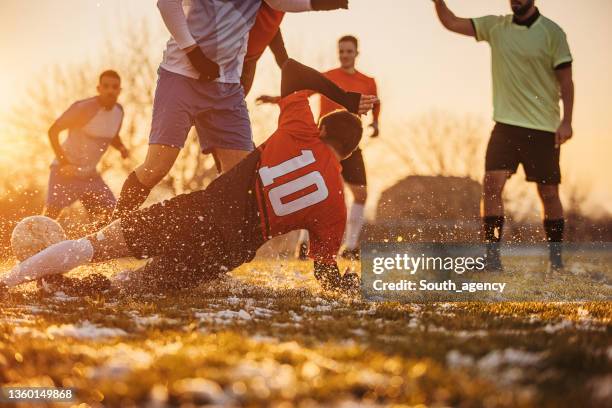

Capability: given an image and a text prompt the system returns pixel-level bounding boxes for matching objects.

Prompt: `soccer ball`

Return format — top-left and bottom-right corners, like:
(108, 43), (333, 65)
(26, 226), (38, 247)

(11, 216), (67, 261)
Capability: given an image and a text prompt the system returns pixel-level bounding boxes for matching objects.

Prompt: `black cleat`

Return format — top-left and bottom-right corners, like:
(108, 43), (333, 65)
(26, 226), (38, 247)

(340, 248), (360, 261)
(38, 274), (111, 297)
(484, 243), (503, 272)
(548, 242), (564, 271)
(296, 242), (309, 261)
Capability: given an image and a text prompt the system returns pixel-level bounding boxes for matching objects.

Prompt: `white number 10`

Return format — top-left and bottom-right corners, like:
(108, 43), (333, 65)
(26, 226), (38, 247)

(259, 150), (329, 216)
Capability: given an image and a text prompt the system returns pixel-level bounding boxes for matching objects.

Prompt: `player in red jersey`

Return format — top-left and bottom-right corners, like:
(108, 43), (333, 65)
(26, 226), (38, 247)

(1, 59), (377, 295)
(258, 35), (380, 260)
(241, 0), (349, 95)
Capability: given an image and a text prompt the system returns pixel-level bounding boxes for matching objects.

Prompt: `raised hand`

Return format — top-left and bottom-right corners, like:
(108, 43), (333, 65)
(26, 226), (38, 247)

(358, 95), (379, 115)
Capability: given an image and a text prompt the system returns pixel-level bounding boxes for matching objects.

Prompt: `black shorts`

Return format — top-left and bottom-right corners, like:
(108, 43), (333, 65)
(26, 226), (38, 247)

(485, 122), (561, 184)
(340, 148), (367, 186)
(121, 149), (264, 269)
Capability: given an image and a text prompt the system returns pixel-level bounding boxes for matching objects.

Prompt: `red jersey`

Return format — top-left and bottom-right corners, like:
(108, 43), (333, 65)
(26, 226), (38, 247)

(246, 3), (285, 61)
(320, 68), (380, 121)
(255, 92), (346, 264)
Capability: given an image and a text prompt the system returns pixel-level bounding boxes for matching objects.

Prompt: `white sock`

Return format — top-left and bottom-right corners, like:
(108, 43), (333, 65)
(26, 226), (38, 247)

(2, 239), (94, 287)
(297, 230), (310, 245)
(344, 203), (365, 250)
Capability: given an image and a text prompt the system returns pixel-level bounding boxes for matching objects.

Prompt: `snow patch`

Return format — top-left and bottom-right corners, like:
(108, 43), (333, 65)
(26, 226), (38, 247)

(46, 321), (127, 339)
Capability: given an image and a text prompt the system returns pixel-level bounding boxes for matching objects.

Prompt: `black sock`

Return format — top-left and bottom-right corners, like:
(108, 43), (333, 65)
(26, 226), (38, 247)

(483, 216), (504, 243)
(112, 171), (152, 220)
(544, 219), (564, 268)
(544, 219), (564, 242)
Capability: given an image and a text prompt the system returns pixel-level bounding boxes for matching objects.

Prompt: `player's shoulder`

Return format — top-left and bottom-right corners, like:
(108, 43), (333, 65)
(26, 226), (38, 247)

(66, 96), (100, 115)
(355, 70), (376, 83)
(324, 67), (343, 77)
(538, 15), (567, 36)
(72, 96), (98, 109)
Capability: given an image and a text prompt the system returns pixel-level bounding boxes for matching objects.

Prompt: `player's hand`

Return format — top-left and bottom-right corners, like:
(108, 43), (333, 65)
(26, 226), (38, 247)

(58, 164), (79, 178)
(555, 120), (573, 148)
(369, 122), (380, 138)
(311, 0), (349, 11)
(186, 45), (220, 82)
(256, 95), (281, 105)
(358, 95), (379, 115)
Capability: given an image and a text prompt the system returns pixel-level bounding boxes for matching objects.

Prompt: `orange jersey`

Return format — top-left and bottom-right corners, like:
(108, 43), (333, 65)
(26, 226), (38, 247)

(255, 91), (346, 264)
(246, 3), (285, 61)
(320, 68), (380, 121)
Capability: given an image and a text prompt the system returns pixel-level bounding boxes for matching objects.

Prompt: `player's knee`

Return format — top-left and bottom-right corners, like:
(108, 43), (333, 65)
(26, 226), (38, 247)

(483, 174), (506, 196)
(135, 162), (171, 187)
(537, 184), (560, 203)
(351, 186), (368, 204)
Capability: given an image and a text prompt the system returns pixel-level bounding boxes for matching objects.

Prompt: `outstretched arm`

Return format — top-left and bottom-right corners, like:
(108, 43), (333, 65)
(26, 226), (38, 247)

(281, 59), (377, 114)
(432, 0), (475, 37)
(269, 29), (289, 69)
(157, 0), (219, 81)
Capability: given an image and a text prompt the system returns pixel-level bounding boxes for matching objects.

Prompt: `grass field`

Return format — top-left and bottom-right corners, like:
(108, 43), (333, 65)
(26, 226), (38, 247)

(0, 258), (611, 407)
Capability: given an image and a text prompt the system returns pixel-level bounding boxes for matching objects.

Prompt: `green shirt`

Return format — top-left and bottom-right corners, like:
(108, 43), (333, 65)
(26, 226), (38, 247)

(473, 13), (572, 133)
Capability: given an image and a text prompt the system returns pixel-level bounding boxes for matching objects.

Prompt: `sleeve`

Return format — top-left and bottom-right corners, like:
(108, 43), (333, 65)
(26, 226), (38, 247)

(308, 211), (345, 265)
(50, 102), (85, 132)
(157, 0), (197, 49)
(264, 0), (312, 12)
(281, 59), (361, 114)
(551, 28), (573, 69)
(472, 15), (503, 43)
(268, 29), (289, 68)
(277, 91), (317, 132)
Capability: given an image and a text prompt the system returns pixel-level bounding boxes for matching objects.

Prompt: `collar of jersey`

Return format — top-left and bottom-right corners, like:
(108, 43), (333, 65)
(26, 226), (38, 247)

(512, 7), (541, 28)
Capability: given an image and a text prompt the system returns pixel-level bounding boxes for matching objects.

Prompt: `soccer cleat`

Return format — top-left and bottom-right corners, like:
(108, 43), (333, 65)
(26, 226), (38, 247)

(38, 274), (111, 297)
(340, 248), (360, 261)
(296, 242), (309, 261)
(548, 242), (564, 271)
(484, 243), (503, 272)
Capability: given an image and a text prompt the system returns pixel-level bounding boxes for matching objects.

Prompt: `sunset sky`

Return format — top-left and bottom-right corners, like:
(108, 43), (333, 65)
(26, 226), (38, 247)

(0, 0), (610, 214)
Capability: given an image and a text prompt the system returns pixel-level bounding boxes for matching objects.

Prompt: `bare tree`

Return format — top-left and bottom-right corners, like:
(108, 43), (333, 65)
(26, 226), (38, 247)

(380, 110), (486, 180)
(3, 20), (221, 198)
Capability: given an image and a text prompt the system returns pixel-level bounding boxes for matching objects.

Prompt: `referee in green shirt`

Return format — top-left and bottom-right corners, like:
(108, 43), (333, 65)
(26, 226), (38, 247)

(432, 0), (575, 271)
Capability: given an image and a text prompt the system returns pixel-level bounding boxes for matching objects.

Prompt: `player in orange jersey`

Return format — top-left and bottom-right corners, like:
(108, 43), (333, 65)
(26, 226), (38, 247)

(258, 35), (380, 260)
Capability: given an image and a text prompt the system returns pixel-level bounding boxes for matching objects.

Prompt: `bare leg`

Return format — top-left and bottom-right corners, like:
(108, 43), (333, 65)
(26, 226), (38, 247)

(135, 144), (181, 188)
(212, 148), (250, 173)
(537, 184), (564, 220)
(481, 170), (510, 217)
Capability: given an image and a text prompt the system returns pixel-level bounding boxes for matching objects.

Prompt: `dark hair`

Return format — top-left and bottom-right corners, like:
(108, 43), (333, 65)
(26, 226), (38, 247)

(319, 110), (362, 158)
(338, 35), (358, 49)
(99, 70), (121, 83)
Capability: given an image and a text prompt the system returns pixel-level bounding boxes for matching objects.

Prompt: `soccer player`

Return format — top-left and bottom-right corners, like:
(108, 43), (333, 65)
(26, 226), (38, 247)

(241, 0), (349, 96)
(112, 0), (331, 222)
(45, 70), (129, 223)
(1, 60), (378, 295)
(259, 35), (380, 260)
(432, 0), (574, 271)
